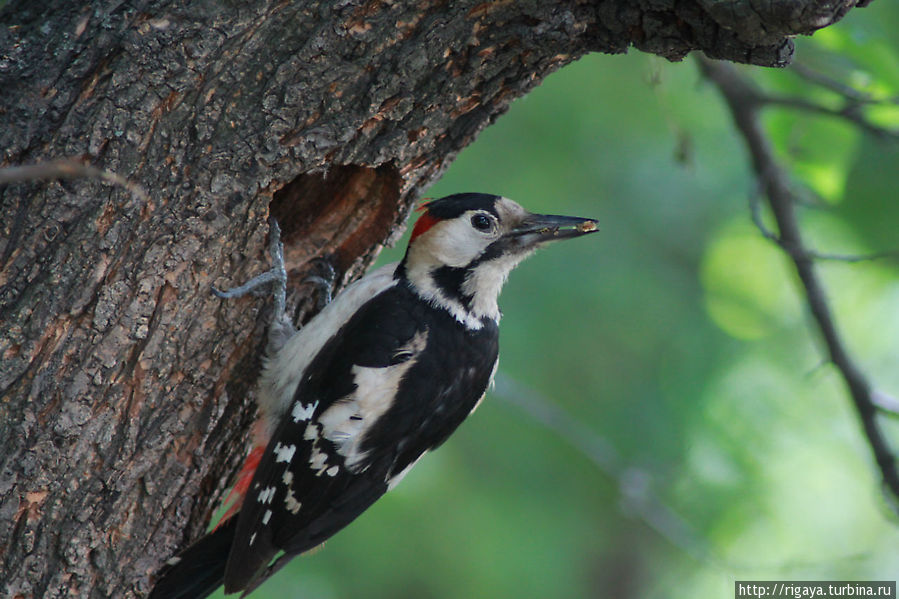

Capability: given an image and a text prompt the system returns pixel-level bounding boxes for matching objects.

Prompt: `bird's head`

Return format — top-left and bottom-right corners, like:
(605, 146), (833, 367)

(398, 193), (598, 328)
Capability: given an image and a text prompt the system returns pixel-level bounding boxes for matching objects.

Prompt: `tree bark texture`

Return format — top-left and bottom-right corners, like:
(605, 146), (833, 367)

(0, 0), (868, 596)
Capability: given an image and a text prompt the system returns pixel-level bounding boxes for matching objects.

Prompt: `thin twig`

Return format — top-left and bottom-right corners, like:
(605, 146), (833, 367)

(791, 62), (879, 104)
(0, 158), (148, 202)
(748, 179), (898, 263)
(698, 56), (899, 507)
(748, 183), (780, 242)
(492, 373), (715, 563)
(494, 372), (899, 568)
(782, 62), (899, 140)
(764, 95), (899, 140)
(803, 249), (899, 263)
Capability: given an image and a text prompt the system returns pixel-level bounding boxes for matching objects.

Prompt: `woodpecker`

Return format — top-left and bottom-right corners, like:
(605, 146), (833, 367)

(150, 193), (598, 598)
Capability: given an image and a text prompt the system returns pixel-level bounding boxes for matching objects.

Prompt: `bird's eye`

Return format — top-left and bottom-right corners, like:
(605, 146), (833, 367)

(470, 213), (493, 232)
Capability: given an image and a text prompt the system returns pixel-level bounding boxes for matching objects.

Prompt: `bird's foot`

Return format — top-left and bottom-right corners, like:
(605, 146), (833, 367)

(303, 257), (338, 313)
(212, 219), (295, 349)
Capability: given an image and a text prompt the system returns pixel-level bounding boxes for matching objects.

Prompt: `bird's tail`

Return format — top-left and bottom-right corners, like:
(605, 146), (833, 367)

(149, 517), (237, 599)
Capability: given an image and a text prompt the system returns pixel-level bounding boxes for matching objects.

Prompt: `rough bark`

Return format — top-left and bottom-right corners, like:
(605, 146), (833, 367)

(0, 0), (868, 596)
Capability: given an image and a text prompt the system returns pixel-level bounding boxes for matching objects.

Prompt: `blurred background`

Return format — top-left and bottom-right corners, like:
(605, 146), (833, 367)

(244, 3), (899, 597)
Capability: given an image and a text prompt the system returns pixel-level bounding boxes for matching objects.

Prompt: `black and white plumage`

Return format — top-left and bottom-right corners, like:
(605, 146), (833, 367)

(150, 193), (598, 598)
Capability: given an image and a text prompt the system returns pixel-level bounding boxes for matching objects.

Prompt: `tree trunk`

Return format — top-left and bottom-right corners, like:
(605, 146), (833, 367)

(0, 0), (867, 596)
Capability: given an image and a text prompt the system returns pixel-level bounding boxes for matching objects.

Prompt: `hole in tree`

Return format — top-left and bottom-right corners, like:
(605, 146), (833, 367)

(270, 164), (403, 274)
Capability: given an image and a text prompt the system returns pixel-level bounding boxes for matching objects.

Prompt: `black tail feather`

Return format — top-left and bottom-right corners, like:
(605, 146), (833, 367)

(149, 518), (237, 599)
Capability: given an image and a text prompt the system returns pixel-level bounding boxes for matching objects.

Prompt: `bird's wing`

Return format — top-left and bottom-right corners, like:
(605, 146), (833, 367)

(224, 284), (499, 593)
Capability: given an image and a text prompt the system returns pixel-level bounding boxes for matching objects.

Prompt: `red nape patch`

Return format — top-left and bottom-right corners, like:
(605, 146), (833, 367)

(410, 211), (440, 243)
(215, 445), (265, 529)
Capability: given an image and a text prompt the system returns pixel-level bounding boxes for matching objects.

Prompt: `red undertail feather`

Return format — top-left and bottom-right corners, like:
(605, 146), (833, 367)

(216, 445), (265, 527)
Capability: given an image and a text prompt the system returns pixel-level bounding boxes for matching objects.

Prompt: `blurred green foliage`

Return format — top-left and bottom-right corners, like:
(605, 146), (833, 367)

(240, 4), (899, 598)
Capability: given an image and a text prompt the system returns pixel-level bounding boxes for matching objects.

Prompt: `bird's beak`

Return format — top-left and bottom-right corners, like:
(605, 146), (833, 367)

(508, 212), (599, 247)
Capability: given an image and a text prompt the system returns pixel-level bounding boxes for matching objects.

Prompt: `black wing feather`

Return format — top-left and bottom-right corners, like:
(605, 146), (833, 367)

(224, 284), (499, 593)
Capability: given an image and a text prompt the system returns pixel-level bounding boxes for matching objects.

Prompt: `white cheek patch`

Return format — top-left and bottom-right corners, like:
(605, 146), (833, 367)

(420, 216), (492, 268)
(400, 212), (502, 329)
(401, 200), (536, 329)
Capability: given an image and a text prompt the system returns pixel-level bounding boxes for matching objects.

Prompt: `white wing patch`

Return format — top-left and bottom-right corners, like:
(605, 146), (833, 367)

(273, 442), (296, 463)
(280, 468), (303, 514)
(316, 330), (429, 471)
(309, 446), (328, 471)
(285, 487), (302, 514)
(258, 486), (276, 504)
(291, 400), (318, 422)
(301, 422), (335, 477)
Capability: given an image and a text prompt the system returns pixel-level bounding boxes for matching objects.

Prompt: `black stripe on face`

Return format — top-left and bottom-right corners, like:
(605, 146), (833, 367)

(431, 265), (473, 309)
(461, 232), (532, 271)
(429, 233), (532, 309)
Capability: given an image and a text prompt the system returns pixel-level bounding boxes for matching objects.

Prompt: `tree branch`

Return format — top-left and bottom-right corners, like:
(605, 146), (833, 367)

(748, 178), (899, 264)
(872, 390), (899, 418)
(766, 61), (899, 139)
(0, 158), (148, 202)
(698, 56), (899, 507)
